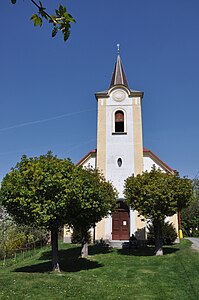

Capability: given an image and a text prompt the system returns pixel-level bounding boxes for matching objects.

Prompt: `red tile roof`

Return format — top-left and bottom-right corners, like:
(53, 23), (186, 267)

(76, 150), (96, 166)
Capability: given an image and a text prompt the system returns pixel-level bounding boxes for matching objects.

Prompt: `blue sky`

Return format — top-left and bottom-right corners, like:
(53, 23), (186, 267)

(0, 0), (199, 180)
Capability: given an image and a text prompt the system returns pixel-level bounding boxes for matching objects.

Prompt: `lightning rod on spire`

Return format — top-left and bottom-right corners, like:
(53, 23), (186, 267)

(117, 43), (120, 55)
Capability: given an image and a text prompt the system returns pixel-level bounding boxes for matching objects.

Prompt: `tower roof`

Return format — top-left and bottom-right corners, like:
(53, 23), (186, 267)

(95, 46), (144, 99)
(109, 52), (129, 89)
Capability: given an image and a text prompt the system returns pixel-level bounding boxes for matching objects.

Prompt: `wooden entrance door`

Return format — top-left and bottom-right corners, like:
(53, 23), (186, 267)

(112, 209), (130, 240)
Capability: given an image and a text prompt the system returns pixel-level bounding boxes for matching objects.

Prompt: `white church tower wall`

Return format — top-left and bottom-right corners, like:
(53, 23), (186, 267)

(94, 48), (145, 243)
(105, 91), (136, 198)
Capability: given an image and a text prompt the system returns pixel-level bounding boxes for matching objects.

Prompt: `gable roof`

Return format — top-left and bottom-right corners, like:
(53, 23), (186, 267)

(77, 148), (175, 173)
(76, 150), (96, 166)
(143, 148), (174, 173)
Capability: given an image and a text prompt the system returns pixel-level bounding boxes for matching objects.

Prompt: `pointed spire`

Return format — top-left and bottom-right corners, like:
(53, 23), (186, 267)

(109, 44), (129, 89)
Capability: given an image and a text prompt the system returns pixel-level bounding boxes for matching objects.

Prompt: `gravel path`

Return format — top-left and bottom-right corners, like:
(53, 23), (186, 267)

(186, 237), (199, 252)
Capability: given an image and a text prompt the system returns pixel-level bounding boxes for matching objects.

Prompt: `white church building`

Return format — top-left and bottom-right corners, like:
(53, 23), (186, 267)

(64, 49), (178, 244)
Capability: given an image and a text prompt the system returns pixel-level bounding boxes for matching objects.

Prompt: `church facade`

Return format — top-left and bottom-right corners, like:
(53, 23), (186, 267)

(64, 51), (178, 244)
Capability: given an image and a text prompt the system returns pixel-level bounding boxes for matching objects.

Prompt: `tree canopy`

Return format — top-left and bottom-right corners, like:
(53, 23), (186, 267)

(10, 0), (76, 41)
(0, 152), (76, 271)
(0, 152), (117, 269)
(0, 152), (75, 230)
(69, 167), (117, 230)
(181, 178), (199, 235)
(68, 167), (117, 256)
(124, 167), (194, 255)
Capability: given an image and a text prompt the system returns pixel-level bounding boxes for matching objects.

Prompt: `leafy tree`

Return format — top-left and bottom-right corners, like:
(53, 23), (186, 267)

(67, 167), (117, 257)
(0, 153), (117, 269)
(181, 200), (199, 235)
(10, 0), (76, 41)
(181, 179), (199, 235)
(124, 168), (194, 255)
(0, 152), (76, 271)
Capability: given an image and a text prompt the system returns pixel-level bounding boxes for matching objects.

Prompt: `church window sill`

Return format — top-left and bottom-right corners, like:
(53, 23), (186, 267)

(112, 132), (127, 135)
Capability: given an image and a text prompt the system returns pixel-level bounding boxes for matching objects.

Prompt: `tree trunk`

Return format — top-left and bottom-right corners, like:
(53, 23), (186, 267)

(81, 234), (88, 258)
(51, 228), (60, 272)
(153, 220), (163, 256)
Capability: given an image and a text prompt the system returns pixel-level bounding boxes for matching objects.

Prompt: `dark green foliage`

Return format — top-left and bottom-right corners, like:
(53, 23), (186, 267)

(71, 228), (91, 244)
(0, 152), (76, 271)
(191, 229), (199, 237)
(67, 167), (117, 233)
(10, 0), (76, 41)
(0, 152), (76, 231)
(181, 179), (199, 236)
(181, 201), (199, 236)
(0, 152), (117, 267)
(124, 167), (194, 255)
(124, 168), (194, 222)
(68, 166), (117, 257)
(147, 221), (177, 245)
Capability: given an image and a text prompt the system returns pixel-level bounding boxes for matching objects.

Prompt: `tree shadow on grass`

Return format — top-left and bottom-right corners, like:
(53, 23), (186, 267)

(117, 245), (180, 256)
(14, 246), (103, 273)
(88, 245), (114, 255)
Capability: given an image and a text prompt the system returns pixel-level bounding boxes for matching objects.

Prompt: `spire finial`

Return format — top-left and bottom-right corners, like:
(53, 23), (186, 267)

(117, 43), (120, 55)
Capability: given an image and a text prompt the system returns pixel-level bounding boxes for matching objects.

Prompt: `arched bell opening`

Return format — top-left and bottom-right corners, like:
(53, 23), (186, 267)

(115, 110), (124, 133)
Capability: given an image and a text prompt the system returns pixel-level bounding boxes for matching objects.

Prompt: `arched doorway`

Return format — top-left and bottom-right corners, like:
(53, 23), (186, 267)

(112, 201), (130, 240)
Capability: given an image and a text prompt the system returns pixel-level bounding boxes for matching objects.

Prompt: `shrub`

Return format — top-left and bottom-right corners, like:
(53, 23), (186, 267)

(191, 229), (199, 237)
(147, 221), (177, 245)
(5, 232), (26, 252)
(0, 209), (48, 258)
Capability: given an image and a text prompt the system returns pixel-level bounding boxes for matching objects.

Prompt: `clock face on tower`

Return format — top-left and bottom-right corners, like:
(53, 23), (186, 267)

(112, 89), (126, 102)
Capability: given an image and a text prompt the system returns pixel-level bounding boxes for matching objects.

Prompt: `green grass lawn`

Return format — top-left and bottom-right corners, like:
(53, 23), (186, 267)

(0, 240), (198, 300)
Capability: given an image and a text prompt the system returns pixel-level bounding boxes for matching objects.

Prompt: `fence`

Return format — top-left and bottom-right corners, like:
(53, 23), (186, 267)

(0, 239), (49, 267)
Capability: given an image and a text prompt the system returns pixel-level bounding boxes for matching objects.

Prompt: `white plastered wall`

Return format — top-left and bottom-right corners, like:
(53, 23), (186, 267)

(101, 91), (140, 240)
(143, 156), (164, 172)
(81, 156), (96, 169)
(105, 92), (135, 198)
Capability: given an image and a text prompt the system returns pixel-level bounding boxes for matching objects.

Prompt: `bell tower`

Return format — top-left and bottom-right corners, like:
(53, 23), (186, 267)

(73, 46), (177, 244)
(95, 46), (144, 199)
(64, 46), (178, 244)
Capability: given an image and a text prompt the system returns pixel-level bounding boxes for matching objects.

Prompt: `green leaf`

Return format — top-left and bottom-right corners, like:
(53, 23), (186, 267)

(52, 27), (58, 38)
(63, 13), (76, 23)
(30, 14), (42, 27)
(40, 10), (48, 19)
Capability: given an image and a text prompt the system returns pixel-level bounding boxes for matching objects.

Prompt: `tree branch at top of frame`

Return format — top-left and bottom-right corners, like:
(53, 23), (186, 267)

(11, 0), (76, 42)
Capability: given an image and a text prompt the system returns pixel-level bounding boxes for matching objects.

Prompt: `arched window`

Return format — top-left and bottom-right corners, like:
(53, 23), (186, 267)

(115, 110), (124, 132)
